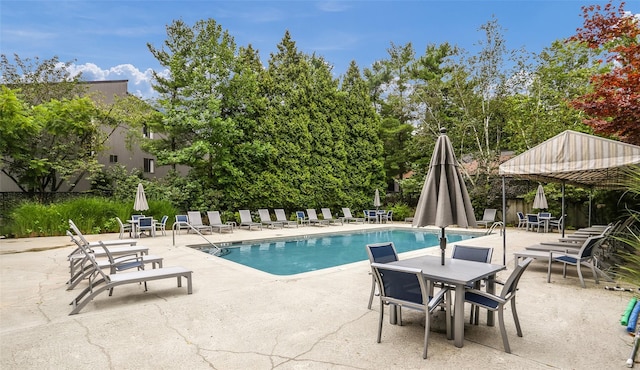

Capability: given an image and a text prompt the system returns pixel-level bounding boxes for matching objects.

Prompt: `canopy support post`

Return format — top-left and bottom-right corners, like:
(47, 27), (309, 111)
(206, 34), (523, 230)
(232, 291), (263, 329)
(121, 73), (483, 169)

(561, 182), (566, 238)
(502, 176), (507, 266)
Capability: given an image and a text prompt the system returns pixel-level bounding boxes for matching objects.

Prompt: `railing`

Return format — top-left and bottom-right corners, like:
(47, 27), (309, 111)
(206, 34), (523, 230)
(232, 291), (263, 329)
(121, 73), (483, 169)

(486, 221), (504, 236)
(171, 222), (228, 256)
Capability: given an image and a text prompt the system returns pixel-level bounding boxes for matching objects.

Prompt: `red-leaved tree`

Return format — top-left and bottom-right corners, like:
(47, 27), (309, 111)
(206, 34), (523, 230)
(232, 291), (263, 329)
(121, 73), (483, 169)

(570, 1), (640, 145)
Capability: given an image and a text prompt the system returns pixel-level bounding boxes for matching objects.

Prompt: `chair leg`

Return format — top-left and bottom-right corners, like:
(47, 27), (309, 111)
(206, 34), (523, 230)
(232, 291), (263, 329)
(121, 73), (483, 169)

(511, 297), (523, 337)
(377, 302), (384, 343)
(577, 262), (586, 288)
(368, 274), (376, 309)
(498, 307), (511, 353)
(423, 310), (430, 359)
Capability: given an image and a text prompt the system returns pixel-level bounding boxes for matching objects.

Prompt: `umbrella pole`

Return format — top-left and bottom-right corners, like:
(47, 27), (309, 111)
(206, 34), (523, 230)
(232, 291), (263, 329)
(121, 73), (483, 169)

(440, 227), (446, 265)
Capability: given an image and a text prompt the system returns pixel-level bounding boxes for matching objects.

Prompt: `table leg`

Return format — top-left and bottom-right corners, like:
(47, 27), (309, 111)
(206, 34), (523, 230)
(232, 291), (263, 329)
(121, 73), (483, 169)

(486, 274), (496, 327)
(454, 284), (464, 348)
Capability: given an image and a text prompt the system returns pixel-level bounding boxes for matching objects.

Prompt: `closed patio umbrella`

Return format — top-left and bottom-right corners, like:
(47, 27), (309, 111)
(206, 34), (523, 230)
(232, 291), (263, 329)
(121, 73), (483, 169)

(533, 184), (548, 210)
(412, 128), (477, 265)
(373, 189), (381, 210)
(133, 183), (149, 212)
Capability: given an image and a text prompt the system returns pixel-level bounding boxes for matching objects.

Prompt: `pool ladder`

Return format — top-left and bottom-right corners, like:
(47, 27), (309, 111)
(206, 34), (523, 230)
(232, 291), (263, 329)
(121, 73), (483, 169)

(171, 222), (229, 256)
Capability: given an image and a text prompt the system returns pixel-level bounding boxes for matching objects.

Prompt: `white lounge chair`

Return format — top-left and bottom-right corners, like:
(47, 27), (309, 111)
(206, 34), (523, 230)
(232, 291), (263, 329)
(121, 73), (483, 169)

(187, 211), (213, 234)
(239, 210), (262, 230)
(258, 209), (284, 229)
(274, 209), (298, 228)
(306, 209), (330, 226)
(321, 208), (343, 225)
(206, 211), (233, 233)
(341, 208), (364, 223)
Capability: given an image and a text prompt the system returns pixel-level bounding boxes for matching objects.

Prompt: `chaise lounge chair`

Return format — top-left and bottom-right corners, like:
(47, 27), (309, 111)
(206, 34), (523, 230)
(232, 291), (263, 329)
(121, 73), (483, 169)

(306, 209), (330, 226)
(476, 208), (497, 228)
(258, 209), (284, 229)
(67, 220), (193, 314)
(206, 211), (233, 233)
(239, 210), (263, 230)
(321, 208), (343, 225)
(341, 208), (364, 224)
(187, 211), (213, 234)
(275, 209), (299, 228)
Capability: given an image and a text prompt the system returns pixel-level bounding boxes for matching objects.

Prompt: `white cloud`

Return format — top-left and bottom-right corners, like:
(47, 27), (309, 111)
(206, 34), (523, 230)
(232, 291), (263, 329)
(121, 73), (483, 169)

(67, 63), (164, 100)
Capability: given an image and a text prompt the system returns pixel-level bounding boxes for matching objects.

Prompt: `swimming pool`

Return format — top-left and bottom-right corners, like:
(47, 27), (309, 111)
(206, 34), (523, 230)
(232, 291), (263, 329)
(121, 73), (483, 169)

(193, 228), (481, 275)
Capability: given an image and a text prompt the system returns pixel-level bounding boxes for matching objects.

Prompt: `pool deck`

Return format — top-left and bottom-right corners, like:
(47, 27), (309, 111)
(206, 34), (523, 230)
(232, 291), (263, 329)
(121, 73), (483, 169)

(0, 222), (636, 369)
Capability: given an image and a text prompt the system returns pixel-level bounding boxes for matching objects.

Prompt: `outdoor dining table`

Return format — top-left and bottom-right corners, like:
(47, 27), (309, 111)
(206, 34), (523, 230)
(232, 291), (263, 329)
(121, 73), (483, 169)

(387, 255), (506, 348)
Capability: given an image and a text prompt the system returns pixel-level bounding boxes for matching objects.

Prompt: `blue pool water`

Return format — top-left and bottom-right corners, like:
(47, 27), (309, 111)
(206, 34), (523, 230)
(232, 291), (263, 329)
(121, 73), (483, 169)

(195, 228), (480, 275)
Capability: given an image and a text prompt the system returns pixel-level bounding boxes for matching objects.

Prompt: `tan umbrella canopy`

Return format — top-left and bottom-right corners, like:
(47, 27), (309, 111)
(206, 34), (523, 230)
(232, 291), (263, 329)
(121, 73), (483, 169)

(533, 184), (548, 210)
(133, 183), (149, 212)
(412, 128), (477, 265)
(373, 189), (381, 210)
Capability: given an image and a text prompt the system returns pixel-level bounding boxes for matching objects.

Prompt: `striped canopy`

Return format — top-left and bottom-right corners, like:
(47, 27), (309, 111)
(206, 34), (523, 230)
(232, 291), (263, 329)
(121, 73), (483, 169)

(499, 130), (640, 189)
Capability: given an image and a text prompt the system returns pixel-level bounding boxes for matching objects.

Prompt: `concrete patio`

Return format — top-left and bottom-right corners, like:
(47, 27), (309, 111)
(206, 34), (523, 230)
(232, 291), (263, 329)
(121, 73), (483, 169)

(0, 222), (636, 369)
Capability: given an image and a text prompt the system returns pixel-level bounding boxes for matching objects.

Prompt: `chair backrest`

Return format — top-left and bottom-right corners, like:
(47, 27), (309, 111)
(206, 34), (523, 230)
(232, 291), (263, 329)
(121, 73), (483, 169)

(321, 208), (333, 220)
(138, 216), (153, 227)
(527, 214), (539, 222)
(176, 214), (188, 223)
(579, 236), (604, 259)
(207, 211), (223, 225)
(187, 211), (204, 226)
(500, 257), (533, 299)
(517, 212), (525, 221)
(342, 208), (353, 218)
(539, 212), (551, 218)
(275, 209), (288, 222)
(482, 209), (497, 221)
(239, 210), (253, 223)
(370, 262), (427, 307)
(67, 225), (111, 281)
(132, 214), (144, 221)
(366, 242), (399, 264)
(307, 209), (319, 220)
(159, 215), (168, 225)
(296, 211), (306, 220)
(258, 209), (272, 222)
(451, 245), (493, 263)
(116, 216), (125, 227)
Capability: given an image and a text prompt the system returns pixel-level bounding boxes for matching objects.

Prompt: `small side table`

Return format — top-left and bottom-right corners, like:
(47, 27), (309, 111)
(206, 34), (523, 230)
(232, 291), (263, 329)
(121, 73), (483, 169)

(225, 221), (237, 229)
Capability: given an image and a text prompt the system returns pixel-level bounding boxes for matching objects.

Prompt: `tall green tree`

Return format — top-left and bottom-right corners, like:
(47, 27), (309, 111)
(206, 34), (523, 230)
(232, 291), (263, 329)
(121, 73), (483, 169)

(147, 19), (242, 208)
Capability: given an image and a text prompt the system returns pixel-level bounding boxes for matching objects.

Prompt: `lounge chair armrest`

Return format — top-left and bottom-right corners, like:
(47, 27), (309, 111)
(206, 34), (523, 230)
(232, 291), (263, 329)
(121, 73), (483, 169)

(428, 286), (449, 311)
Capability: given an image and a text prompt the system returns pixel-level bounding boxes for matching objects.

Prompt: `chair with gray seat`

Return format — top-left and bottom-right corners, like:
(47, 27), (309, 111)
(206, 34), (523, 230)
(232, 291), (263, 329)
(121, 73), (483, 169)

(476, 208), (497, 228)
(463, 257), (533, 353)
(206, 211), (233, 233)
(116, 217), (132, 239)
(366, 242), (400, 309)
(306, 209), (330, 226)
(341, 208), (364, 224)
(258, 209), (284, 229)
(370, 262), (451, 359)
(321, 208), (343, 225)
(239, 210), (262, 230)
(187, 211), (213, 234)
(274, 209), (299, 228)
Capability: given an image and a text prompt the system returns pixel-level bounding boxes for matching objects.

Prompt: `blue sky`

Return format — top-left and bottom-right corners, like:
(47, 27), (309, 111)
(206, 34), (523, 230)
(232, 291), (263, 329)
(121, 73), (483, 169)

(1, 0), (628, 99)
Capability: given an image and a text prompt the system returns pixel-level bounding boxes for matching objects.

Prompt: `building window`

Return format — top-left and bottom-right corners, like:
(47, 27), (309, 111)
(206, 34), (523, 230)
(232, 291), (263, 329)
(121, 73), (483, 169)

(109, 155), (118, 163)
(144, 158), (155, 173)
(143, 124), (153, 139)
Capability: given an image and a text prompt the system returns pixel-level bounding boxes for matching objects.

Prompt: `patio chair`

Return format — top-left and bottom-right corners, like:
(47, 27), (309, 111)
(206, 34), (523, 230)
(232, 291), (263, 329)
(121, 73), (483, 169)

(451, 245), (493, 324)
(258, 209), (284, 229)
(206, 211), (233, 233)
(306, 209), (330, 226)
(116, 217), (132, 239)
(366, 242), (400, 309)
(137, 216), (155, 237)
(379, 210), (393, 223)
(296, 211), (310, 226)
(341, 208), (364, 224)
(547, 236), (604, 288)
(274, 209), (298, 228)
(364, 210), (378, 223)
(321, 208), (343, 225)
(548, 215), (564, 233)
(68, 232), (193, 315)
(516, 212), (527, 229)
(174, 215), (191, 234)
(476, 208), (497, 228)
(463, 257), (533, 353)
(66, 231), (164, 290)
(370, 262), (451, 359)
(526, 214), (542, 232)
(239, 210), (262, 230)
(187, 211), (213, 234)
(154, 215), (168, 236)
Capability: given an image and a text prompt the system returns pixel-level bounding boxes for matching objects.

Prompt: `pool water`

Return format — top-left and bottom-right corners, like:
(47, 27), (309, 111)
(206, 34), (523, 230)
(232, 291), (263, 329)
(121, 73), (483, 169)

(196, 228), (480, 275)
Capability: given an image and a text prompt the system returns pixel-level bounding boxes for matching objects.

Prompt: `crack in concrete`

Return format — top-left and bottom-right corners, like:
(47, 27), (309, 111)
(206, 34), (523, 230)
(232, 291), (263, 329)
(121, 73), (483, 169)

(75, 319), (114, 368)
